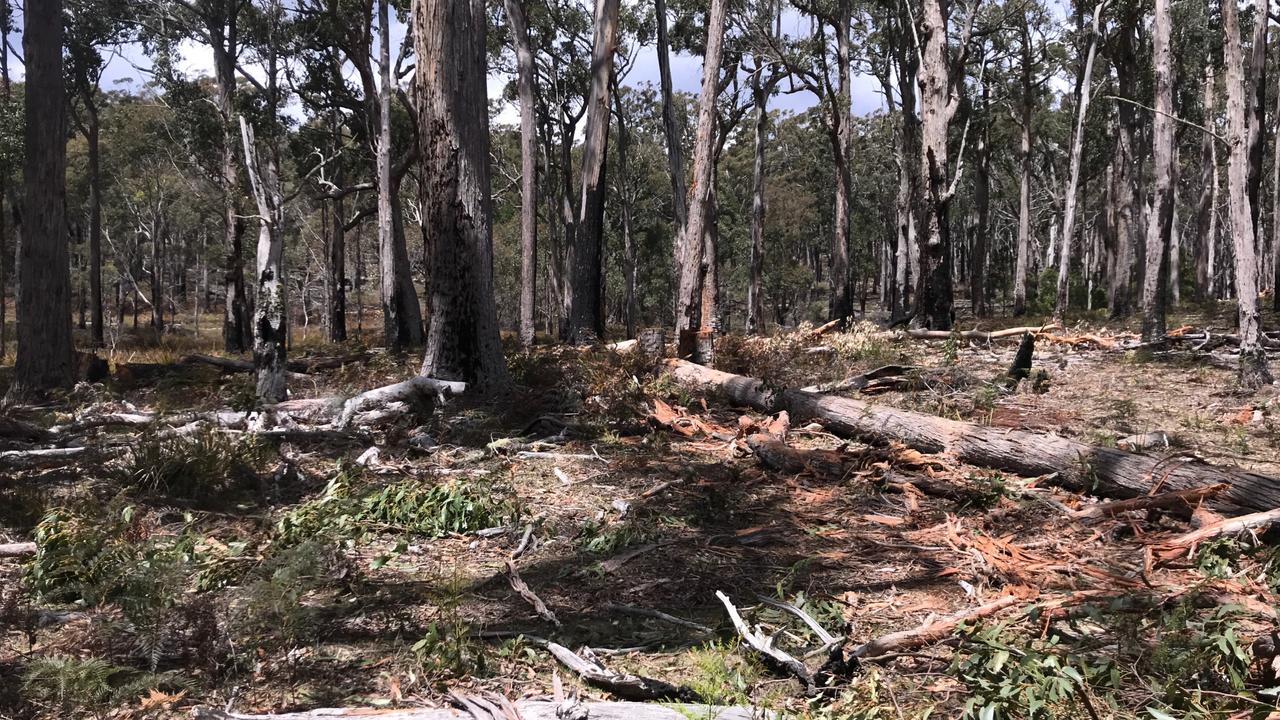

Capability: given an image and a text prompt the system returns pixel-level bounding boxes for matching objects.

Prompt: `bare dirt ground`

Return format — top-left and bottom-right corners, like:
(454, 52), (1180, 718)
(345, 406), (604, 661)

(4, 308), (1280, 720)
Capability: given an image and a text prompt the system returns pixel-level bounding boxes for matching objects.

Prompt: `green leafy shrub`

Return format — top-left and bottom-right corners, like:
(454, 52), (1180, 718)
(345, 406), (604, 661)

(117, 429), (263, 504)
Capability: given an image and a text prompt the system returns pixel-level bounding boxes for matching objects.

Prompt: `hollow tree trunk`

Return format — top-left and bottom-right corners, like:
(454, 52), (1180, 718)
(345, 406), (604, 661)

(1223, 0), (1273, 390)
(673, 0), (728, 336)
(10, 0), (74, 398)
(1140, 0), (1174, 342)
(1052, 0), (1104, 323)
(505, 0), (538, 349)
(415, 0), (509, 389)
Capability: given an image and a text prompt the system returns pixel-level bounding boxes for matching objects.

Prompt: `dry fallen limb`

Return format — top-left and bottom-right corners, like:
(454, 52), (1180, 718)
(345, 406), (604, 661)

(0, 542), (36, 557)
(193, 700), (766, 720)
(1164, 506), (1280, 548)
(666, 359), (1280, 515)
(333, 376), (465, 429)
(546, 642), (701, 702)
(504, 559), (560, 628)
(716, 590), (816, 693)
(905, 324), (1060, 342)
(603, 603), (715, 635)
(847, 593), (1026, 661)
(0, 446), (89, 466)
(755, 595), (839, 646)
(181, 353), (310, 380)
(48, 412), (157, 435)
(1070, 484), (1228, 520)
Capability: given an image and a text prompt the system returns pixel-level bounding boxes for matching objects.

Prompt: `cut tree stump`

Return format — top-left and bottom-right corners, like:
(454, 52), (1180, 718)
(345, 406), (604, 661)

(665, 359), (1280, 515)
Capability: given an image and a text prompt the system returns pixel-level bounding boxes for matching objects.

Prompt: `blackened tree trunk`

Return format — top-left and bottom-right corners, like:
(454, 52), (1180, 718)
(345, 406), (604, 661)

(674, 0), (728, 335)
(1140, 0), (1174, 342)
(1247, 0), (1268, 243)
(416, 0), (509, 388)
(377, 0), (424, 350)
(11, 0), (74, 398)
(1052, 0), (1104, 323)
(564, 0), (621, 344)
(1223, 0), (1272, 389)
(327, 103), (347, 342)
(505, 0), (538, 349)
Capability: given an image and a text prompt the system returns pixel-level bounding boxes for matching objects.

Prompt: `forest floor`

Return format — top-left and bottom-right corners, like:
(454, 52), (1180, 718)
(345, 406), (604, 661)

(5, 305), (1280, 719)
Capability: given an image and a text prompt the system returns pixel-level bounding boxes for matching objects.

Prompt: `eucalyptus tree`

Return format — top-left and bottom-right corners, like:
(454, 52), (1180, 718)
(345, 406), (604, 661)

(1139, 0), (1173, 342)
(10, 0), (74, 398)
(1223, 0), (1271, 389)
(415, 0), (509, 386)
(502, 0), (539, 347)
(0, 0), (17, 359)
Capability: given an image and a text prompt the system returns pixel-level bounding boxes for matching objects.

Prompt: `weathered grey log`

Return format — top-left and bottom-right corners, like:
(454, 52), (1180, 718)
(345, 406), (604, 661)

(906, 324), (1059, 342)
(333, 376), (465, 429)
(192, 701), (765, 720)
(181, 353), (309, 380)
(0, 446), (88, 465)
(0, 542), (36, 557)
(666, 359), (1280, 515)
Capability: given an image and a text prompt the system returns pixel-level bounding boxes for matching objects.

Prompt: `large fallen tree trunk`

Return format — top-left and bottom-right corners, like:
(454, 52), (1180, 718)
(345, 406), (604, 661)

(665, 359), (1280, 515)
(906, 324), (1060, 342)
(193, 701), (763, 720)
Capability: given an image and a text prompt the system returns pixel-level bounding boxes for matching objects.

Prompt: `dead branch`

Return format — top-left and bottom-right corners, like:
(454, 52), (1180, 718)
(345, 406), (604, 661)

(545, 642), (701, 702)
(716, 590), (816, 693)
(603, 603), (715, 634)
(847, 593), (1027, 661)
(1071, 484), (1228, 520)
(1165, 506), (1280, 548)
(0, 542), (36, 558)
(905, 324), (1060, 342)
(504, 559), (561, 628)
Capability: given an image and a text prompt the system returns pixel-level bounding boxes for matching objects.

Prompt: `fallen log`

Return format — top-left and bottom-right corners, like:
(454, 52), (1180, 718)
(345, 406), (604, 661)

(665, 359), (1280, 515)
(333, 376), (464, 429)
(193, 701), (764, 720)
(0, 542), (36, 558)
(906, 324), (1059, 342)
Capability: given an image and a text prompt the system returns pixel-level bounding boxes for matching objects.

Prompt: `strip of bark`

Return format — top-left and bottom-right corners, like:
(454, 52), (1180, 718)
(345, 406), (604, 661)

(1071, 484), (1228, 520)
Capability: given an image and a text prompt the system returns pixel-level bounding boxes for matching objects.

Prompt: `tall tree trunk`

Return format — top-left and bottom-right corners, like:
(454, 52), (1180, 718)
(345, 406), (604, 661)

(1109, 15), (1138, 318)
(151, 216), (164, 332)
(1012, 40), (1032, 317)
(377, 0), (424, 349)
(86, 98), (104, 347)
(1053, 0), (1104, 323)
(327, 104), (347, 342)
(1272, 58), (1280, 310)
(1140, 0), (1174, 342)
(912, 0), (961, 331)
(673, 0), (728, 335)
(969, 79), (991, 317)
(746, 69), (769, 336)
(0, 15), (8, 360)
(1223, 0), (1273, 389)
(240, 113), (287, 402)
(890, 15), (920, 320)
(828, 0), (853, 324)
(10, 0), (74, 398)
(656, 0), (688, 271)
(212, 12), (250, 354)
(1196, 64), (1217, 303)
(416, 0), (509, 388)
(505, 0), (538, 349)
(564, 0), (621, 344)
(611, 80), (640, 339)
